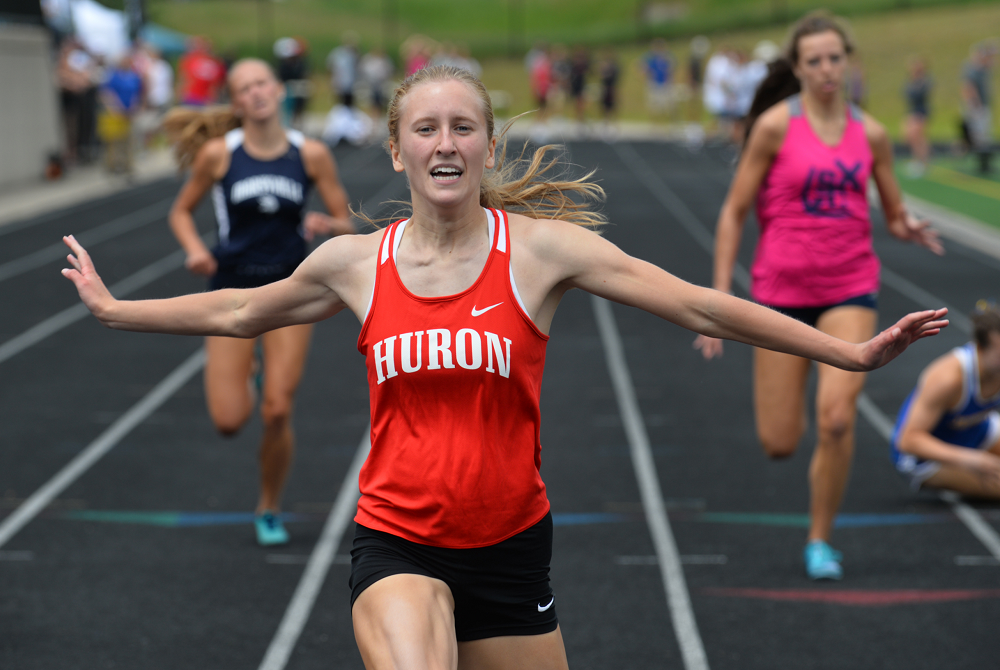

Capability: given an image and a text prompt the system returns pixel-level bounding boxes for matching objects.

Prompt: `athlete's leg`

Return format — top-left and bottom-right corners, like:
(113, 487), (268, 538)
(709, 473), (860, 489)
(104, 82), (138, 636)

(457, 628), (569, 670)
(922, 428), (1000, 498)
(753, 348), (812, 458)
(256, 323), (313, 513)
(353, 574), (458, 670)
(809, 306), (877, 542)
(204, 335), (257, 435)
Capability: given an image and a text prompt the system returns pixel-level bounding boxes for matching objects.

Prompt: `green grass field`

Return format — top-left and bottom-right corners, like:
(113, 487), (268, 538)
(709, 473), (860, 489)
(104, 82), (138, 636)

(896, 156), (1000, 229)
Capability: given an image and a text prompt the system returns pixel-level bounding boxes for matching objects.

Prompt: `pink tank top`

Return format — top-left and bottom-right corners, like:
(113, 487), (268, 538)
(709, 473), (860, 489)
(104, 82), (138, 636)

(751, 95), (880, 307)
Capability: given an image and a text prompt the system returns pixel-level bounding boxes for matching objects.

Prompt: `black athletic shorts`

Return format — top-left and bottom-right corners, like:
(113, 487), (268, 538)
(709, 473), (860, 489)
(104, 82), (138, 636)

(763, 292), (878, 329)
(349, 512), (558, 641)
(208, 263), (298, 291)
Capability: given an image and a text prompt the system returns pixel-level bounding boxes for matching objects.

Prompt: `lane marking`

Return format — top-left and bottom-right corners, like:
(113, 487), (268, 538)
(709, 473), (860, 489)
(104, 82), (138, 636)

(266, 554), (352, 566)
(955, 555), (1000, 566)
(0, 348), (205, 550)
(257, 429), (370, 670)
(592, 296), (709, 670)
(0, 198), (172, 284)
(0, 249), (186, 366)
(614, 141), (1000, 571)
(704, 587), (1000, 606)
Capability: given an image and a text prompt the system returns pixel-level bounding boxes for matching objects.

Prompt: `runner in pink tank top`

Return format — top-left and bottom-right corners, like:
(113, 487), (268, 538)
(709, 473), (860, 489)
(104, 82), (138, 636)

(695, 13), (943, 581)
(752, 94), (879, 307)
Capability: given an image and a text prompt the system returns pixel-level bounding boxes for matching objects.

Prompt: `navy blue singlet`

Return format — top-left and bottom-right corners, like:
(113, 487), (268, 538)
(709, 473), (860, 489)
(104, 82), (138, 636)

(210, 128), (313, 290)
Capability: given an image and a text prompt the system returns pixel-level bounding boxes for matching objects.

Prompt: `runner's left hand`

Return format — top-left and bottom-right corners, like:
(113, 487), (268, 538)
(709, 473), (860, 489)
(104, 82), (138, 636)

(856, 308), (948, 370)
(894, 213), (944, 255)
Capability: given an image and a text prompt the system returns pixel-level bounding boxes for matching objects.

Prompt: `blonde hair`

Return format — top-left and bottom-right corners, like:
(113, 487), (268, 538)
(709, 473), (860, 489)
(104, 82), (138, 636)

(161, 59), (277, 170)
(162, 105), (240, 170)
(364, 65), (605, 228)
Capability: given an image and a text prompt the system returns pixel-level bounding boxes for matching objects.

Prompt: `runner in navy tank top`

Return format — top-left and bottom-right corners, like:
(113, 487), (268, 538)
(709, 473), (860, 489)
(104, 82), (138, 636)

(210, 126), (312, 289)
(165, 59), (354, 546)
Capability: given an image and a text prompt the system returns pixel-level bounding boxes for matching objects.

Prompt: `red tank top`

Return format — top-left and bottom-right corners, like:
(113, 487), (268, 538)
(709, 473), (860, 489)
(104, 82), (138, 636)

(356, 209), (551, 548)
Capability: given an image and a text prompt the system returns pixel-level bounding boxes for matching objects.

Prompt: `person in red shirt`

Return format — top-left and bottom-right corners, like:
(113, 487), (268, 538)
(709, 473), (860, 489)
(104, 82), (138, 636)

(62, 65), (947, 668)
(177, 37), (226, 106)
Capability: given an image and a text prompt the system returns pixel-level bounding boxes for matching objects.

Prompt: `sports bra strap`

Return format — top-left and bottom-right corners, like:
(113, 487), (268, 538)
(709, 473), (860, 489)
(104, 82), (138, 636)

(786, 94), (802, 118)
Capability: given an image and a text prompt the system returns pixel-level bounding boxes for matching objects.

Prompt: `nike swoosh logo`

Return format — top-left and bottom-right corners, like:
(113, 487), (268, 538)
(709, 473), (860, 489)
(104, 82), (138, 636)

(471, 302), (503, 317)
(537, 597), (554, 612)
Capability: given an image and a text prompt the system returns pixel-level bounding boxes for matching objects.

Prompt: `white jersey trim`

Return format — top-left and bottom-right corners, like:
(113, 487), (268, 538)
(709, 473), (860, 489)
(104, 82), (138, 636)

(211, 184), (230, 245)
(224, 128), (244, 152)
(286, 129), (305, 148)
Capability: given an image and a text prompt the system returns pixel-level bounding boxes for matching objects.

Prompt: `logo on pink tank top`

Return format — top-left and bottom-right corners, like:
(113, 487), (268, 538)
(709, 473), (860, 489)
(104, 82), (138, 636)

(800, 159), (863, 218)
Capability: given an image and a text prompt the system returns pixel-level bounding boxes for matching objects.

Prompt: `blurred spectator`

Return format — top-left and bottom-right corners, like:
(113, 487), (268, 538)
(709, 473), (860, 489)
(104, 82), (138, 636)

(688, 35), (709, 120)
(177, 37), (226, 106)
(327, 33), (359, 107)
(548, 44), (570, 113)
(903, 56), (932, 177)
(401, 35), (433, 76)
(275, 37), (311, 129)
(642, 38), (674, 121)
(962, 40), (997, 174)
(57, 38), (98, 165)
(136, 44), (173, 147)
(730, 42), (777, 144)
(598, 50), (620, 130)
(703, 47), (737, 137)
(524, 41), (546, 74)
(360, 47), (394, 117)
(569, 46), (590, 123)
(529, 44), (553, 120)
(99, 51), (143, 175)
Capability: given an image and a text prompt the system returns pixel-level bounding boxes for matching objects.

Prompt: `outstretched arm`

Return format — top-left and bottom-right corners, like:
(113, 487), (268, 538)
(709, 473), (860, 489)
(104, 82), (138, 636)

(867, 115), (943, 255)
(532, 220), (947, 372)
(61, 235), (350, 337)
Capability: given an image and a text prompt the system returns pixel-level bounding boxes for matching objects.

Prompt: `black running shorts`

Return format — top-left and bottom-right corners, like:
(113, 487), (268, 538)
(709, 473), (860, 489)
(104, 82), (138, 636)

(349, 512), (558, 641)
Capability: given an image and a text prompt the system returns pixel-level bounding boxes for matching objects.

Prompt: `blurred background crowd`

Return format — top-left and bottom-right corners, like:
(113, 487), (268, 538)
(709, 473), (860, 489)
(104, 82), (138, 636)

(0, 0), (996, 189)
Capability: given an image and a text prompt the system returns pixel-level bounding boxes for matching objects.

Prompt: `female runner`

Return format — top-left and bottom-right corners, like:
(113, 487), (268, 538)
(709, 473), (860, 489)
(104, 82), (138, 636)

(694, 12), (944, 580)
(63, 65), (946, 667)
(163, 59), (354, 545)
(892, 301), (1000, 496)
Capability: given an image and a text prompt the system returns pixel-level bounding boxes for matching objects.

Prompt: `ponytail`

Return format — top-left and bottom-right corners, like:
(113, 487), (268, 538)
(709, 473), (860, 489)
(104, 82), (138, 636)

(743, 58), (800, 144)
(162, 106), (241, 170)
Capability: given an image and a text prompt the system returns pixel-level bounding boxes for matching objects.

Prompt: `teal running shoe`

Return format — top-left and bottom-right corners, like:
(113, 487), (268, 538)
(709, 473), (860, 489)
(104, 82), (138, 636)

(255, 511), (289, 546)
(804, 540), (843, 580)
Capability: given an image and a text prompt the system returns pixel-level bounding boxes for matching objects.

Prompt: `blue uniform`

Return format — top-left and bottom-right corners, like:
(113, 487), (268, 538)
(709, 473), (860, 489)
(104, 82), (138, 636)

(210, 128), (313, 290)
(891, 343), (1000, 489)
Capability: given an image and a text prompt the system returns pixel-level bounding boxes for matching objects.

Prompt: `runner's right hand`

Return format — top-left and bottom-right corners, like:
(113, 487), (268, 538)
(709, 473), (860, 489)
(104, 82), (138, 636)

(185, 248), (218, 276)
(694, 334), (724, 360)
(62, 235), (114, 318)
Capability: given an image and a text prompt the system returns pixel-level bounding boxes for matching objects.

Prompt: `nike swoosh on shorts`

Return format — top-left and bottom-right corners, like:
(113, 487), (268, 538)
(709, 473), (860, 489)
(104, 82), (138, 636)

(537, 597), (554, 612)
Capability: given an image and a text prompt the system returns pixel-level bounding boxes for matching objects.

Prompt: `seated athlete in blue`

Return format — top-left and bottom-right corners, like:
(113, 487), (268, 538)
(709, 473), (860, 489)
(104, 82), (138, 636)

(892, 301), (1000, 496)
(163, 59), (354, 545)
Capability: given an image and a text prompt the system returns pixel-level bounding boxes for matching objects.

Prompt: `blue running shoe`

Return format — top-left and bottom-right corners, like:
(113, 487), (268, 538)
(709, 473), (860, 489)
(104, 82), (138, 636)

(804, 540), (843, 580)
(255, 511), (289, 546)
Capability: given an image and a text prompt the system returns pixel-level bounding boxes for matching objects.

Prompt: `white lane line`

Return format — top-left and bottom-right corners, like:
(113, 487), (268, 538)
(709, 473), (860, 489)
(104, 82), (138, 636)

(592, 296), (709, 670)
(0, 348), (205, 550)
(0, 198), (172, 284)
(0, 249), (186, 366)
(615, 141), (1000, 571)
(258, 429), (370, 670)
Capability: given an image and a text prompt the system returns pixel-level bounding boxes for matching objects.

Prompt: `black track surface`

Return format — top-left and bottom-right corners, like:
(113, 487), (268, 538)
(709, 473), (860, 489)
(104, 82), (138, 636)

(1, 141), (997, 670)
